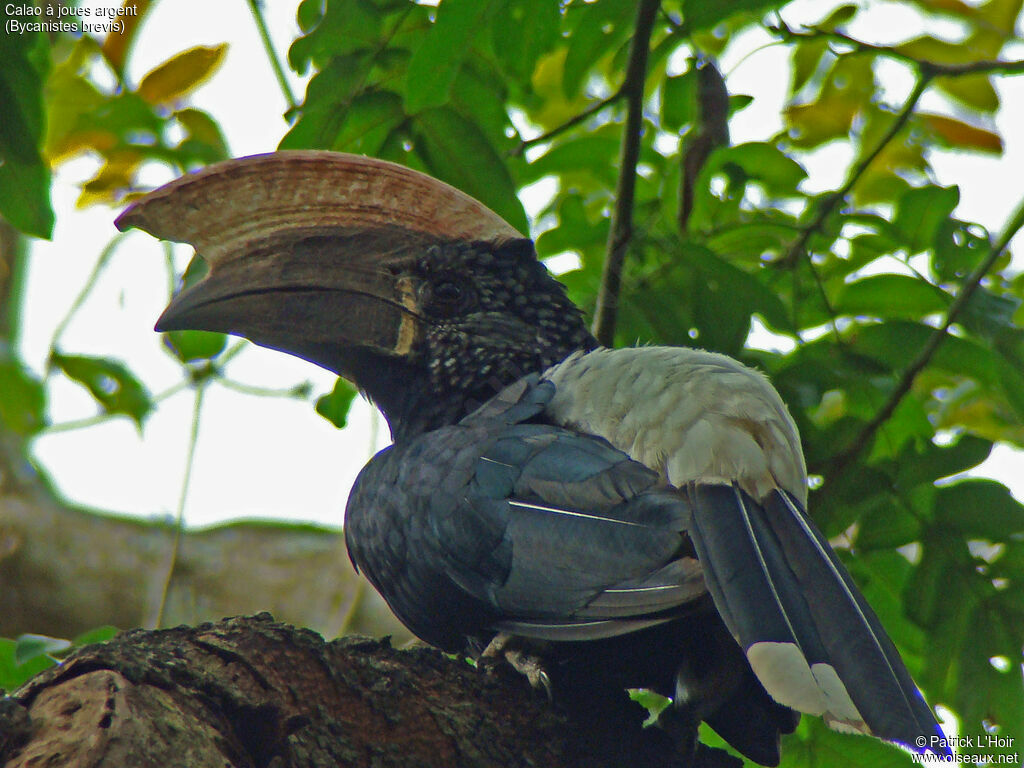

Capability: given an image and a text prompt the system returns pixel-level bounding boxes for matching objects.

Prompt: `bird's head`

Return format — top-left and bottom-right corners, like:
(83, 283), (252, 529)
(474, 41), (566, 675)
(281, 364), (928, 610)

(116, 151), (594, 439)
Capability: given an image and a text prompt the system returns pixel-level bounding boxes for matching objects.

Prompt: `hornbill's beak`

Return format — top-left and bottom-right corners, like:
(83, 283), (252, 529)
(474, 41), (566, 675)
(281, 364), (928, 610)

(114, 151), (522, 374)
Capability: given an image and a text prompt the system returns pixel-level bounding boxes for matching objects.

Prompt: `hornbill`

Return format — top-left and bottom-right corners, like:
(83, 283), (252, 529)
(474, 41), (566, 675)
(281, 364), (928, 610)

(117, 151), (949, 766)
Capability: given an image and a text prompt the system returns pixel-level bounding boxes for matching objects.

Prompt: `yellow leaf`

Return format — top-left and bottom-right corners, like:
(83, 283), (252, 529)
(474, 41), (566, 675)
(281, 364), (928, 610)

(935, 73), (1000, 114)
(920, 113), (1003, 153)
(785, 92), (858, 148)
(913, 0), (978, 15)
(137, 44), (228, 106)
(895, 36), (978, 65)
(529, 48), (592, 131)
(44, 38), (108, 163)
(100, 0), (152, 75)
(76, 150), (142, 208)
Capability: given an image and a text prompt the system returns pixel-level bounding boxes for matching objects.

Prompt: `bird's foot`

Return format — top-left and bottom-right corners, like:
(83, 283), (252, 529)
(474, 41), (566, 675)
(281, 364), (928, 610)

(481, 633), (553, 700)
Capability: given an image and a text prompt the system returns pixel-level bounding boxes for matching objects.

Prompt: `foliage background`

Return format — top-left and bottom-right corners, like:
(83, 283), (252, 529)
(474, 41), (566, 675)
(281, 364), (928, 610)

(1, 0), (1023, 765)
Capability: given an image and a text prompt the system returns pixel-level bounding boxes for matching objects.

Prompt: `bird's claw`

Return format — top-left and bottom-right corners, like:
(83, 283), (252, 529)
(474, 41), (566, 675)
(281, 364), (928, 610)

(482, 633), (554, 700)
(503, 648), (554, 700)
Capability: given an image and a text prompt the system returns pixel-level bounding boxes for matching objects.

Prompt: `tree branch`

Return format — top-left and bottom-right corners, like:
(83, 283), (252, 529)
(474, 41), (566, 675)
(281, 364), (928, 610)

(780, 73), (931, 268)
(511, 91), (626, 157)
(825, 195), (1024, 475)
(1, 615), (679, 768)
(591, 0), (661, 346)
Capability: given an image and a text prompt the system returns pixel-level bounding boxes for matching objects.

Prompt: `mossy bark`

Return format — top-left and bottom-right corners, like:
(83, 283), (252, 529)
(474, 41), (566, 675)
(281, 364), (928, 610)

(0, 614), (681, 768)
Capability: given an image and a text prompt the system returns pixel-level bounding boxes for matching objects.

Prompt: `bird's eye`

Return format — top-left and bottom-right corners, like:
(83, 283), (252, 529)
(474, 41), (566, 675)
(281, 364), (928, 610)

(424, 277), (472, 316)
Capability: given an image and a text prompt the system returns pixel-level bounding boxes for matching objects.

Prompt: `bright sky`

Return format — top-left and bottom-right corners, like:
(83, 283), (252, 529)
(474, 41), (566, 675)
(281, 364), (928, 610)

(19, 0), (1024, 528)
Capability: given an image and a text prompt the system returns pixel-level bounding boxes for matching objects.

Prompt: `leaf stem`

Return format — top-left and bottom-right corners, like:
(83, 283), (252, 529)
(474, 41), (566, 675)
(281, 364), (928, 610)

(591, 0), (661, 346)
(246, 0), (297, 112)
(152, 382), (206, 628)
(49, 233), (126, 356)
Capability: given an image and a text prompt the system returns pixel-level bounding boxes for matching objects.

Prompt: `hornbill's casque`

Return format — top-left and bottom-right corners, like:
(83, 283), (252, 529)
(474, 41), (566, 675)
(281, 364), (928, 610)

(117, 151), (949, 766)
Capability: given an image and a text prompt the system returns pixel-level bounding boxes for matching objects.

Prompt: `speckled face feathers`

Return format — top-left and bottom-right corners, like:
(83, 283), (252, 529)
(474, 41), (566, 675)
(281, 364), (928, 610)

(404, 239), (596, 413)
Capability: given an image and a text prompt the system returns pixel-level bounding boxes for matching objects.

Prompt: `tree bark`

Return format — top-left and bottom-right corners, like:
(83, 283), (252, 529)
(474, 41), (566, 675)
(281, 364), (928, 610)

(0, 614), (681, 768)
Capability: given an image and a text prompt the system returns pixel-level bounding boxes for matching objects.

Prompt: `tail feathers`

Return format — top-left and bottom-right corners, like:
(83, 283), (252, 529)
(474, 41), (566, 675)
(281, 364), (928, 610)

(685, 483), (949, 756)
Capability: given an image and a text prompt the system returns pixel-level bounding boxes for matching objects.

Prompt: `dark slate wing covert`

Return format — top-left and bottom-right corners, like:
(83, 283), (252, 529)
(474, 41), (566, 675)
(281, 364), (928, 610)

(344, 377), (708, 651)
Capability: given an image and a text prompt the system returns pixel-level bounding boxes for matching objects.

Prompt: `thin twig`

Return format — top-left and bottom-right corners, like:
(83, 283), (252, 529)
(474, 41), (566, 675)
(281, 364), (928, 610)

(246, 0), (298, 111)
(781, 74), (931, 268)
(591, 0), (661, 346)
(783, 25), (1024, 78)
(218, 376), (311, 398)
(152, 383), (207, 628)
(42, 380), (192, 434)
(511, 90), (625, 157)
(826, 195), (1024, 475)
(49, 233), (126, 354)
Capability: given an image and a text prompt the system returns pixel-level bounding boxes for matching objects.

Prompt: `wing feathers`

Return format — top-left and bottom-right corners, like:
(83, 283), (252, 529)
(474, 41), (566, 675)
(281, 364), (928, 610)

(686, 483), (948, 755)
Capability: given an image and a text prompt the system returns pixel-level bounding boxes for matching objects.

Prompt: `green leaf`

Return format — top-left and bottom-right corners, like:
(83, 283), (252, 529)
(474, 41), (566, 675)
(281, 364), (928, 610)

(280, 55), (366, 150)
(0, 23), (53, 238)
(780, 709), (921, 767)
(706, 222), (797, 263)
(817, 3), (858, 30)
(681, 0), (788, 33)
(14, 634), (71, 667)
(414, 107), (528, 233)
(491, 0), (560, 83)
(288, 0), (398, 73)
(72, 626), (119, 647)
(562, 0), (635, 98)
(661, 70), (698, 133)
(935, 73), (1000, 113)
(904, 537), (957, 629)
(689, 245), (794, 334)
(934, 479), (1024, 541)
(709, 142), (808, 197)
(331, 90), (405, 154)
(785, 54), (875, 149)
(835, 274), (950, 319)
(404, 0), (501, 114)
(316, 377), (358, 428)
(0, 356), (46, 436)
(855, 503), (923, 550)
(848, 321), (1024, 422)
(895, 35), (982, 65)
(175, 108), (229, 163)
(51, 353), (153, 428)
(933, 219), (989, 282)
(521, 135), (622, 187)
(892, 185), (960, 253)
(0, 32), (44, 162)
(0, 155), (54, 241)
(164, 330), (227, 362)
(627, 688), (671, 727)
(449, 59), (511, 146)
(894, 433), (992, 490)
(0, 637), (55, 691)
